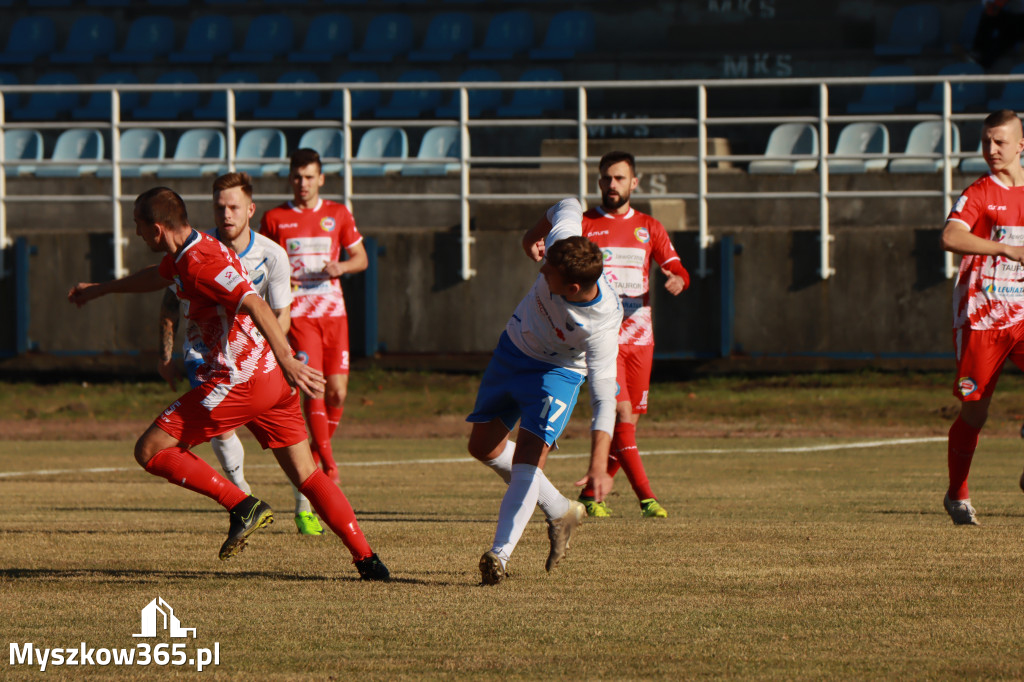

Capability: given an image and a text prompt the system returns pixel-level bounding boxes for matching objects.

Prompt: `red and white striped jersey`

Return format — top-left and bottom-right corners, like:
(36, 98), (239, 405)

(259, 198), (363, 319)
(947, 174), (1024, 330)
(581, 206), (683, 346)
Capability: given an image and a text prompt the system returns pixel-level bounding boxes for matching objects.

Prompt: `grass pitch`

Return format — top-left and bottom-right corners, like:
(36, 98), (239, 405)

(3, 434), (1024, 679)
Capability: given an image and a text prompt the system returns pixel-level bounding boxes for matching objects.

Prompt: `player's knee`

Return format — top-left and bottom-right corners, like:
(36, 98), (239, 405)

(326, 387), (346, 408)
(133, 437), (157, 468)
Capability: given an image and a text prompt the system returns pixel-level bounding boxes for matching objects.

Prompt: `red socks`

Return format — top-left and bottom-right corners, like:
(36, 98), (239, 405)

(611, 422), (656, 500)
(144, 446), (248, 510)
(305, 398), (338, 475)
(947, 415), (981, 500)
(299, 469), (373, 561)
(327, 405), (343, 438)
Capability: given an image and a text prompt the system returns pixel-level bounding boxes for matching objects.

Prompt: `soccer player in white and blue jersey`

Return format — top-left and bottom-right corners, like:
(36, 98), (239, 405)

(468, 198), (623, 585)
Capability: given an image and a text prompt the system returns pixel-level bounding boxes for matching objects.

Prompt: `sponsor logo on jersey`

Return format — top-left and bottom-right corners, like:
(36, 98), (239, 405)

(251, 272), (266, 286)
(214, 266), (244, 292)
(320, 217), (336, 232)
(601, 248), (613, 261)
(953, 195), (968, 214)
(634, 227), (650, 243)
(278, 222), (299, 229)
(295, 351), (309, 365)
(984, 282), (996, 294)
(161, 400), (181, 422)
(958, 377), (977, 397)
(588, 229), (611, 237)
(993, 226), (1007, 241)
(288, 241), (301, 252)
(988, 204), (1007, 211)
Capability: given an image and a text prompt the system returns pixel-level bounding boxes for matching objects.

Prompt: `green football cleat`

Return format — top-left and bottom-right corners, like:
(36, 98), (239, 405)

(639, 498), (668, 518)
(294, 511), (324, 536)
(219, 495), (274, 560)
(578, 495), (612, 518)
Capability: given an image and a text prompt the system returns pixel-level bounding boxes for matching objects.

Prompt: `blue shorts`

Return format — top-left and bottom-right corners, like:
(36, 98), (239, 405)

(467, 332), (585, 446)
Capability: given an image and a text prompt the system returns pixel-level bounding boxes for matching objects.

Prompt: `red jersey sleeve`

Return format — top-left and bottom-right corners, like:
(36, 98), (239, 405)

(337, 205), (362, 250)
(648, 219), (689, 288)
(259, 210), (278, 244)
(948, 184), (984, 232)
(186, 257), (255, 312)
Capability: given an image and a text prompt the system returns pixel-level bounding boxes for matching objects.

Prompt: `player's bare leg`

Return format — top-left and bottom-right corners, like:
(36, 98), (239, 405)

(945, 398), (988, 525)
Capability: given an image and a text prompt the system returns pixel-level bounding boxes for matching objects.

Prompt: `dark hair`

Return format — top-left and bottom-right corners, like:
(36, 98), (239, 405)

(984, 109), (1023, 134)
(290, 148), (322, 173)
(598, 150), (636, 176)
(546, 236), (604, 288)
(212, 171), (253, 199)
(135, 187), (188, 228)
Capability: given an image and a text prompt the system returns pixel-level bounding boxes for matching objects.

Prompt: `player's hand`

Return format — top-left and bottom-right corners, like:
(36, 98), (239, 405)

(322, 261), (345, 279)
(1004, 244), (1024, 266)
(281, 356), (326, 400)
(157, 357), (178, 391)
(523, 239), (546, 262)
(67, 283), (102, 307)
(575, 469), (613, 502)
(662, 270), (688, 295)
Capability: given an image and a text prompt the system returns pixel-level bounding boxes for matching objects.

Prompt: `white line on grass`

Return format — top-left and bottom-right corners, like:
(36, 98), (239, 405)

(0, 436), (946, 478)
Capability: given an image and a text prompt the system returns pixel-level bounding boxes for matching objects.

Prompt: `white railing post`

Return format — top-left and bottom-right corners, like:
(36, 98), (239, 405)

(111, 88), (127, 278)
(343, 88), (353, 213)
(226, 88), (236, 171)
(818, 83), (834, 279)
(943, 80), (956, 280)
(697, 84), (711, 278)
(578, 86), (587, 207)
(460, 86), (474, 280)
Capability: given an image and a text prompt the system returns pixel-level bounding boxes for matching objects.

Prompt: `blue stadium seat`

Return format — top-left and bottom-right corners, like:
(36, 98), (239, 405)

(73, 72), (141, 121)
(9, 72), (80, 121)
(294, 127), (344, 175)
(348, 13), (413, 63)
(846, 66), (916, 114)
(402, 126), (461, 176)
(4, 129), (43, 177)
(408, 12), (474, 62)
(888, 121), (960, 173)
(375, 70), (441, 119)
(352, 127), (408, 176)
(496, 68), (564, 117)
(468, 11), (533, 61)
(955, 3), (985, 55)
(314, 70), (380, 119)
(960, 142), (989, 175)
(169, 15), (234, 64)
(917, 63), (986, 113)
(158, 129), (227, 178)
(829, 122), (889, 174)
(110, 16), (176, 64)
(230, 13), (295, 63)
(0, 71), (20, 115)
(0, 16), (56, 65)
(133, 71), (201, 121)
(289, 13), (352, 63)
(435, 68), (503, 118)
(529, 10), (594, 60)
(36, 128), (105, 178)
(875, 3), (942, 56)
(253, 71), (322, 119)
(988, 63), (1024, 110)
(51, 14), (116, 64)
(98, 128), (166, 177)
(235, 127), (288, 176)
(194, 71), (260, 120)
(748, 123), (819, 174)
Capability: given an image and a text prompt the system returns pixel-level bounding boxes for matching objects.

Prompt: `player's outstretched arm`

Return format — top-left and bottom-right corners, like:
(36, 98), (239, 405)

(68, 265), (169, 307)
(239, 293), (325, 399)
(522, 216), (552, 261)
(575, 429), (613, 501)
(942, 220), (1024, 262)
(322, 241), (369, 278)
(157, 288), (181, 390)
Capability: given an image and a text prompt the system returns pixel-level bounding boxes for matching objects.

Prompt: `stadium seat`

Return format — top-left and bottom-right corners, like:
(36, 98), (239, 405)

(98, 128), (166, 177)
(9, 72), (80, 122)
(529, 10), (595, 60)
(72, 72), (141, 121)
(133, 71), (201, 121)
(4, 129), (43, 177)
(158, 128), (227, 178)
(348, 13), (413, 63)
(468, 11), (533, 61)
(435, 67), (503, 118)
(294, 127), (344, 174)
(351, 127), (408, 176)
(0, 16), (56, 65)
(401, 126), (461, 176)
(51, 14), (116, 64)
(888, 121), (960, 173)
(86, 0), (131, 6)
(829, 122), (889, 174)
(496, 68), (564, 117)
(36, 128), (104, 178)
(408, 12), (474, 62)
(917, 63), (986, 113)
(846, 66), (916, 114)
(110, 16), (176, 64)
(874, 3), (942, 56)
(375, 70), (442, 119)
(748, 123), (819, 174)
(253, 71), (322, 119)
(959, 142), (989, 174)
(954, 3), (985, 56)
(169, 15), (234, 64)
(289, 13), (353, 63)
(229, 13), (294, 63)
(234, 127), (288, 176)
(193, 71), (260, 120)
(314, 70), (380, 119)
(0, 71), (20, 115)
(988, 63), (1024, 110)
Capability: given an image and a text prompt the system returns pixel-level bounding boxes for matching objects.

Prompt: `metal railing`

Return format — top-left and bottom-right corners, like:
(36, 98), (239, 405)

(0, 73), (1013, 282)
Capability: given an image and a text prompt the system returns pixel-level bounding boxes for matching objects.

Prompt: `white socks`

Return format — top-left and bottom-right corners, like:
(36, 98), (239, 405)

(483, 440), (570, 520)
(490, 463), (542, 564)
(292, 484), (312, 515)
(211, 433), (250, 494)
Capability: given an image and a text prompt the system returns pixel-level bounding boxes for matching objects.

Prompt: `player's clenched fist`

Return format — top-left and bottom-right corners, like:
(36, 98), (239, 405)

(67, 282), (102, 307)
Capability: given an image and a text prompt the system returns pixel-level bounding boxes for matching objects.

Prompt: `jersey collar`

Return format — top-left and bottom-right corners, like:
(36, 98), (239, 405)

(174, 229), (202, 263)
(596, 206), (635, 220)
(287, 199), (323, 212)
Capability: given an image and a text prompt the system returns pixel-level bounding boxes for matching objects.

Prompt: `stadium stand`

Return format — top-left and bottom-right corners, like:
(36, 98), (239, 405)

(408, 12), (475, 62)
(747, 123), (819, 174)
(987, 63), (1024, 110)
(168, 15), (234, 64)
(959, 142), (988, 175)
(496, 68), (564, 117)
(97, 128), (165, 178)
(295, 127), (344, 174)
(916, 63), (986, 113)
(888, 121), (960, 173)
(468, 11), (534, 61)
(234, 127), (288, 176)
(0, 16), (56, 65)
(351, 127), (408, 176)
(314, 70), (381, 120)
(72, 72), (141, 121)
(0, 71), (18, 114)
(3, 129), (43, 177)
(434, 67), (503, 118)
(253, 70), (321, 120)
(229, 13), (295, 64)
(36, 128), (104, 178)
(9, 72), (79, 121)
(158, 128), (227, 178)
(874, 3), (942, 56)
(830, 122), (889, 173)
(846, 65), (916, 114)
(133, 70), (201, 121)
(401, 126), (461, 176)
(375, 70), (442, 120)
(51, 14), (116, 65)
(289, 13), (353, 64)
(193, 71), (260, 120)
(109, 16), (176, 64)
(348, 13), (414, 63)
(529, 10), (595, 61)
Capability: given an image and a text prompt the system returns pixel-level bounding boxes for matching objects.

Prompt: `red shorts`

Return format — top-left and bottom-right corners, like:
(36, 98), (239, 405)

(615, 344), (654, 414)
(156, 368), (308, 449)
(288, 315), (350, 376)
(952, 323), (1024, 401)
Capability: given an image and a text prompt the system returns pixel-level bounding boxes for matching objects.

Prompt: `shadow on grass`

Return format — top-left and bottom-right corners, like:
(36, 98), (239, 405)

(0, 567), (434, 586)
